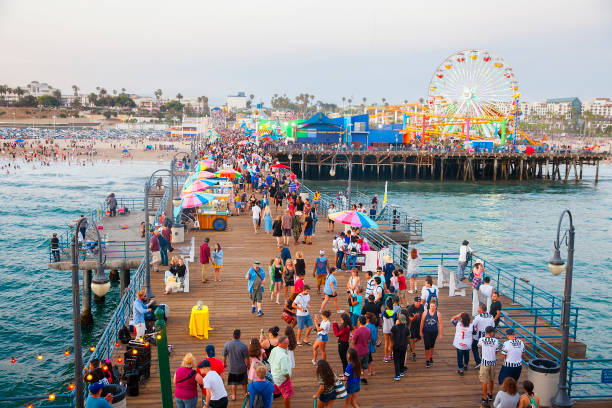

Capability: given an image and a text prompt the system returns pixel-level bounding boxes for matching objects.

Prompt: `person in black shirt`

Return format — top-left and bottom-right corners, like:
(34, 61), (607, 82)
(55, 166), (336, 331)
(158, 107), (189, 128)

(50, 233), (60, 262)
(361, 294), (379, 317)
(405, 296), (425, 361)
(391, 314), (410, 380)
(489, 292), (502, 327)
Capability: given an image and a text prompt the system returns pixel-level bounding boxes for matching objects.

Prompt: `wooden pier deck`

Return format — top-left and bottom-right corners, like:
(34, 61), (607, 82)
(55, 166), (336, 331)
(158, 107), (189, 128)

(124, 208), (590, 408)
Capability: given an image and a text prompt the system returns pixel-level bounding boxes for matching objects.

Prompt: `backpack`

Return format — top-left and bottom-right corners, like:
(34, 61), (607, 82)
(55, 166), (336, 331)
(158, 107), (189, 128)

(466, 250), (472, 263)
(426, 288), (437, 305)
(252, 391), (265, 408)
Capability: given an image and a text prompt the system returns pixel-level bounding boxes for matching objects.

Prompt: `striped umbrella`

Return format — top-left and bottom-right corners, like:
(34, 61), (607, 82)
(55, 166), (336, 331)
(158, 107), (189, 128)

(180, 192), (216, 209)
(189, 171), (216, 180)
(329, 210), (379, 228)
(214, 168), (242, 178)
(194, 160), (215, 171)
(182, 179), (219, 194)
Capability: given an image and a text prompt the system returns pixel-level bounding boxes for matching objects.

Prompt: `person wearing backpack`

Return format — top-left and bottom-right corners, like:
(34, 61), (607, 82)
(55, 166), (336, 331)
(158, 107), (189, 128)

(173, 353), (203, 408)
(246, 261), (266, 317)
(247, 362), (274, 408)
(420, 275), (439, 309)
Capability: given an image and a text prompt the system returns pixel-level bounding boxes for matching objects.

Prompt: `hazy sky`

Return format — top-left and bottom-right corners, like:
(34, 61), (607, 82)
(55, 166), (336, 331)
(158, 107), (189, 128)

(1, 0), (611, 105)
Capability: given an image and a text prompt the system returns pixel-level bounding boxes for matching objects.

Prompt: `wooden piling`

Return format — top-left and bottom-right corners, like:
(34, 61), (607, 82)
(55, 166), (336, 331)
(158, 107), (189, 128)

(519, 159), (523, 182)
(493, 158), (498, 183)
(81, 269), (93, 326)
(120, 268), (130, 295)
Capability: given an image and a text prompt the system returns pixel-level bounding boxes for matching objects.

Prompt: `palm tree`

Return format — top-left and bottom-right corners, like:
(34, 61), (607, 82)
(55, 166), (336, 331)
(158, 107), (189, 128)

(249, 94), (255, 102)
(403, 99), (408, 105)
(72, 85), (79, 96)
(112, 89), (117, 96)
(382, 97), (386, 106)
(121, 87), (126, 93)
(88, 93), (97, 106)
(15, 87), (25, 101)
(176, 93), (183, 103)
(341, 96), (346, 113)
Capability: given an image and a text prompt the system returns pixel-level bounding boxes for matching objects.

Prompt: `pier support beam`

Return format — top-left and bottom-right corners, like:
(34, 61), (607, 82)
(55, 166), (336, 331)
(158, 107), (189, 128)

(120, 268), (131, 295)
(109, 268), (119, 282)
(440, 158), (445, 181)
(519, 159), (524, 182)
(81, 269), (93, 327)
(595, 160), (599, 183)
(493, 159), (498, 183)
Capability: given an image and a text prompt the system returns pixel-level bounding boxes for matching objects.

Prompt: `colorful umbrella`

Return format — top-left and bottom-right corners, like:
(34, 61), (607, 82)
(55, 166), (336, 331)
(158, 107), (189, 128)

(329, 210), (379, 229)
(194, 160), (215, 172)
(238, 140), (249, 145)
(180, 192), (216, 209)
(214, 168), (242, 178)
(260, 136), (272, 142)
(182, 179), (219, 193)
(189, 171), (216, 180)
(271, 163), (290, 170)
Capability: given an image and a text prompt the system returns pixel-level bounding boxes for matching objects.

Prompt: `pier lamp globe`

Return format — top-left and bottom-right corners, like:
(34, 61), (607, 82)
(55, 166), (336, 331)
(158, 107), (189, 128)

(91, 267), (111, 298)
(172, 197), (182, 208)
(548, 249), (565, 276)
(329, 168), (336, 177)
(288, 154), (293, 161)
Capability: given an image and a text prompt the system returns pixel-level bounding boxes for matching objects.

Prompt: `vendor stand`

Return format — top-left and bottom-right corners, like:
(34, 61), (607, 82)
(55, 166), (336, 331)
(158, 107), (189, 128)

(196, 194), (230, 231)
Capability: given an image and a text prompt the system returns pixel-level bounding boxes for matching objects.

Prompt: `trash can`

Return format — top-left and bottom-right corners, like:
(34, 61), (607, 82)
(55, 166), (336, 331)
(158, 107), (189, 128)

(101, 384), (127, 408)
(172, 223), (185, 243)
(527, 358), (560, 407)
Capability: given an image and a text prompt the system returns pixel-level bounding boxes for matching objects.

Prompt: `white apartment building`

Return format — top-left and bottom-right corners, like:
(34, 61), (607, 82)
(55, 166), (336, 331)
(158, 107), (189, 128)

(583, 98), (612, 118)
(26, 81), (61, 97)
(226, 91), (247, 111)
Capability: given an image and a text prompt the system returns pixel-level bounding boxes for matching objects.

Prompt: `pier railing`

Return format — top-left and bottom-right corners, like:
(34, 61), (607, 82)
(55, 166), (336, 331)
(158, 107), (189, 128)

(49, 240), (145, 262)
(81, 187), (170, 397)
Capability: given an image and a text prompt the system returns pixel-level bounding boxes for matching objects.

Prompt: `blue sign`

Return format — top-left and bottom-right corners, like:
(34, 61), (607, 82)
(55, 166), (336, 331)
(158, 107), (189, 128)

(602, 369), (612, 384)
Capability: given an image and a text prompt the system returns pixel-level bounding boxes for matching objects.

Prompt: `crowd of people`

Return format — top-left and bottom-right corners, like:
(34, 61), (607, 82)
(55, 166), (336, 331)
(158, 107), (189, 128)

(134, 128), (539, 408)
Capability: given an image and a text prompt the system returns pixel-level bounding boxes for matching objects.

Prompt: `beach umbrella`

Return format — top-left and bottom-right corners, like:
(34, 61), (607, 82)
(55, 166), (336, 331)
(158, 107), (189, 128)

(180, 192), (216, 209)
(182, 179), (219, 193)
(189, 171), (216, 180)
(238, 140), (249, 145)
(329, 210), (379, 229)
(260, 136), (272, 142)
(214, 168), (242, 178)
(194, 160), (215, 172)
(15, 138), (24, 143)
(122, 148), (129, 153)
(271, 163), (290, 170)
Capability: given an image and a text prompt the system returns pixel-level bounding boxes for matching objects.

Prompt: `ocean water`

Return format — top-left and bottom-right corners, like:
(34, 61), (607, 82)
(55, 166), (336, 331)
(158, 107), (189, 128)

(310, 164), (612, 357)
(0, 160), (162, 398)
(0, 159), (610, 400)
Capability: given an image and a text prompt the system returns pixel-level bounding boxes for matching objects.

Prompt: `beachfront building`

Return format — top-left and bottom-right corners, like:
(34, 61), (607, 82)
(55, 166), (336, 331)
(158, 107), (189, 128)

(294, 112), (372, 145)
(584, 98), (612, 118)
(26, 81), (61, 97)
(545, 97), (582, 118)
(133, 97), (156, 113)
(226, 91), (247, 111)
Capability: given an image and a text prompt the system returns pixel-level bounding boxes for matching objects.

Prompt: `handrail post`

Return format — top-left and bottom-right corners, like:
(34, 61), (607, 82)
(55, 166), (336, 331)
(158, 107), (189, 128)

(533, 308), (539, 357)
(512, 276), (516, 303)
(551, 297), (556, 326)
(530, 284), (534, 310)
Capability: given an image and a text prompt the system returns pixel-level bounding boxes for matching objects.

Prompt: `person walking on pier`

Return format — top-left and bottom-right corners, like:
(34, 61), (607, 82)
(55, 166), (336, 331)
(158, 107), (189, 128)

(450, 312), (473, 376)
(457, 240), (476, 281)
(246, 261), (266, 317)
(222, 329), (249, 402)
(106, 193), (117, 217)
(78, 215), (88, 241)
(405, 296), (424, 362)
(150, 230), (161, 271)
(158, 229), (169, 267)
(269, 336), (294, 408)
(498, 329), (525, 385)
(200, 237), (211, 284)
(472, 303), (495, 369)
(211, 243), (223, 282)
(420, 300), (442, 368)
(281, 210), (292, 245)
(313, 250), (329, 295)
(478, 326), (500, 405)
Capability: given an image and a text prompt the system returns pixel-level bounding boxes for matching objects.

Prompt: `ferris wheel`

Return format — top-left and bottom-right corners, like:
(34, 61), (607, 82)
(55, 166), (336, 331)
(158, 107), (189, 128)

(427, 49), (519, 138)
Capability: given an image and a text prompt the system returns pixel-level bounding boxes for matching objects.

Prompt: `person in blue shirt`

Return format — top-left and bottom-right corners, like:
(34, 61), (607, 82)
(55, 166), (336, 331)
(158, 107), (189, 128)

(133, 289), (153, 340)
(319, 267), (342, 314)
(85, 382), (113, 408)
(248, 362), (274, 407)
(265, 174), (273, 187)
(245, 261), (266, 316)
(280, 245), (291, 266)
(349, 286), (364, 327)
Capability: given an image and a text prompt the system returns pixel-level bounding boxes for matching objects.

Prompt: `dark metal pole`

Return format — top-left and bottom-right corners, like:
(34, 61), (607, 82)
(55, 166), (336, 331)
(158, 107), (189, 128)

(347, 155), (352, 208)
(552, 210), (575, 408)
(144, 181), (154, 299)
(170, 158), (175, 207)
(71, 224), (84, 408)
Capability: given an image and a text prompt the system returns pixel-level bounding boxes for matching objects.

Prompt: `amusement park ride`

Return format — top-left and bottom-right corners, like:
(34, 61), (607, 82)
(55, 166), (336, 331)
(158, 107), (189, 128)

(367, 49), (544, 151)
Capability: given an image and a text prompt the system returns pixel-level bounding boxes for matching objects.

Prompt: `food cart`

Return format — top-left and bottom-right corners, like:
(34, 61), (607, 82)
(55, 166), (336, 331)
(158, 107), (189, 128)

(196, 194), (230, 231)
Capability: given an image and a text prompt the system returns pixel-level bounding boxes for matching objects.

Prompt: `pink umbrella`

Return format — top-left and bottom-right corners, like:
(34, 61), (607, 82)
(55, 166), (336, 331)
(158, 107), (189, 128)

(271, 163), (290, 169)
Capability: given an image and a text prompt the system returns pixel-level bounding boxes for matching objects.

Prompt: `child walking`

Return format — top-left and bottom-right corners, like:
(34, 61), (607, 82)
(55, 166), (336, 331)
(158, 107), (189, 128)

(313, 310), (331, 364)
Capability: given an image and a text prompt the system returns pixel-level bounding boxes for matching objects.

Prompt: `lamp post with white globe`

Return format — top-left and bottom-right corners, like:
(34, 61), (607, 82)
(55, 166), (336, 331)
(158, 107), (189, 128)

(548, 209), (575, 408)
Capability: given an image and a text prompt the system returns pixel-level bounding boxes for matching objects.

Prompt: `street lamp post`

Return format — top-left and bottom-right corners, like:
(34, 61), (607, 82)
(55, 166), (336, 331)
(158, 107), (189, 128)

(144, 169), (171, 299)
(329, 152), (352, 209)
(288, 153), (293, 174)
(70, 219), (86, 408)
(548, 209), (575, 408)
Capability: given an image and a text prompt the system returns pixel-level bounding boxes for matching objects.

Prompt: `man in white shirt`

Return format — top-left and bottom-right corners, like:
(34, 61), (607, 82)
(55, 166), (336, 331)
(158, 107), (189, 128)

(251, 203), (262, 234)
(200, 360), (229, 408)
(498, 328), (525, 384)
(477, 326), (499, 404)
(334, 234), (346, 270)
(472, 303), (495, 368)
(365, 271), (376, 298)
(457, 240), (476, 281)
(293, 286), (314, 345)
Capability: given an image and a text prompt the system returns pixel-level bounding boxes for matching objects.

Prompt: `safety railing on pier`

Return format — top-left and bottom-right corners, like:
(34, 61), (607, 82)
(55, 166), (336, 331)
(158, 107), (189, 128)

(103, 197), (143, 213)
(0, 392), (74, 408)
(81, 187), (170, 395)
(49, 240), (145, 262)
